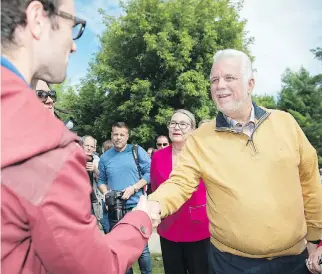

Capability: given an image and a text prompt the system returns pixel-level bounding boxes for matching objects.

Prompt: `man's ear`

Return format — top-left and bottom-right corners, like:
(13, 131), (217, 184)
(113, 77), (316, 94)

(25, 1), (47, 40)
(248, 78), (255, 94)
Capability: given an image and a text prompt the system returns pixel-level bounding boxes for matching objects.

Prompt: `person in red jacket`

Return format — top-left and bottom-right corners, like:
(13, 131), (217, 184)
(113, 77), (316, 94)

(1, 1), (159, 273)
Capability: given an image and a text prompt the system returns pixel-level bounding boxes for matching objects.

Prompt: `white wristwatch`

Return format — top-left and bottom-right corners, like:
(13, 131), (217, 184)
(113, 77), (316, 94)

(133, 185), (139, 193)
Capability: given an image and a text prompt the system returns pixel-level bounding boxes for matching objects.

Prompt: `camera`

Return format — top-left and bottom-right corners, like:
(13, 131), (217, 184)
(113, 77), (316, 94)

(105, 190), (125, 226)
(86, 155), (97, 203)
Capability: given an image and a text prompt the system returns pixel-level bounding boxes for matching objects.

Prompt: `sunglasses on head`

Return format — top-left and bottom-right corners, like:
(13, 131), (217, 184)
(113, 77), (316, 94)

(36, 90), (57, 102)
(157, 143), (169, 147)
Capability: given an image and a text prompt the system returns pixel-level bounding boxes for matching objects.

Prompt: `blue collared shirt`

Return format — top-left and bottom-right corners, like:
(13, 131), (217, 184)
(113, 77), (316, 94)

(98, 144), (151, 208)
(1, 56), (27, 84)
(224, 105), (255, 137)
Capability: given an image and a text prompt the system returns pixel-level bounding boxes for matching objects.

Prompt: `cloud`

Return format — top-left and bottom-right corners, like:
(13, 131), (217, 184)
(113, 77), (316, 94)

(67, 0), (124, 84)
(75, 0), (123, 37)
(239, 0), (322, 96)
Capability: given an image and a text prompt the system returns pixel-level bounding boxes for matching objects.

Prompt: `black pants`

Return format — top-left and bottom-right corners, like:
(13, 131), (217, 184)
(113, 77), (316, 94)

(160, 236), (210, 274)
(209, 243), (310, 274)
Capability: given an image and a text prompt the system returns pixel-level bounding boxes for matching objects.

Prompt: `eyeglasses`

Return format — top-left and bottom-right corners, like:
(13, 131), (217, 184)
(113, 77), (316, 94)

(36, 90), (57, 102)
(157, 143), (169, 147)
(56, 10), (86, 40)
(167, 121), (191, 130)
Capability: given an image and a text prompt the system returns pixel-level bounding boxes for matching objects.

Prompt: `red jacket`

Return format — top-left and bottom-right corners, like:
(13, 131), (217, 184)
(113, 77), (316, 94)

(150, 145), (210, 242)
(1, 66), (152, 274)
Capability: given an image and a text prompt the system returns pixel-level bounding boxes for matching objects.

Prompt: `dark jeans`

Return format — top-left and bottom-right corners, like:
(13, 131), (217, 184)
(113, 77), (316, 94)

(109, 207), (152, 274)
(91, 201), (110, 234)
(160, 236), (210, 274)
(209, 243), (310, 274)
(100, 201), (110, 234)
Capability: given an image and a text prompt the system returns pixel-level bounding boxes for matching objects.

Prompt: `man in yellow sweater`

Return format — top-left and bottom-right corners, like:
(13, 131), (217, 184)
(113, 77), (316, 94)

(148, 49), (322, 274)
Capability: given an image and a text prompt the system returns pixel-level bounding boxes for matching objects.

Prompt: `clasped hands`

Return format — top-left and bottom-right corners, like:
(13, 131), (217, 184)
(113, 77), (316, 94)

(134, 196), (162, 229)
(307, 243), (322, 274)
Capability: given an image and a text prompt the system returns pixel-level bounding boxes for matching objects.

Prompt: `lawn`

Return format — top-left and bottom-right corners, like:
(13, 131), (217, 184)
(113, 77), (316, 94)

(132, 254), (164, 274)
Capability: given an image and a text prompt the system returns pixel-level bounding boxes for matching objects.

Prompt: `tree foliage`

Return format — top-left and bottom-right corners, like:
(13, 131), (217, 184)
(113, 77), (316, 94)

(54, 0), (321, 166)
(311, 47), (322, 63)
(277, 67), (322, 165)
(67, 0), (252, 147)
(253, 95), (277, 109)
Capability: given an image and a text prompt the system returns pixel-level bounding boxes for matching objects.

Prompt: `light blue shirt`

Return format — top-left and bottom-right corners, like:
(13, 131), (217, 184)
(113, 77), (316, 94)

(98, 144), (151, 208)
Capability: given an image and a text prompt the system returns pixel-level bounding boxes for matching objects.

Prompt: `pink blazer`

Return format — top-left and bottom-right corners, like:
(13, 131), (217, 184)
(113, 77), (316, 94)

(151, 145), (210, 242)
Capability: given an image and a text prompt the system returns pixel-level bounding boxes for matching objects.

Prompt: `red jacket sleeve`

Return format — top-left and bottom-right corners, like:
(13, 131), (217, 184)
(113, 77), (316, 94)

(318, 241), (322, 248)
(31, 144), (152, 274)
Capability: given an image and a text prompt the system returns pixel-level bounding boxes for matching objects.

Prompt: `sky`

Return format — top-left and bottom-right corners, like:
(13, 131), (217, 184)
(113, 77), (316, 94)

(68, 0), (322, 96)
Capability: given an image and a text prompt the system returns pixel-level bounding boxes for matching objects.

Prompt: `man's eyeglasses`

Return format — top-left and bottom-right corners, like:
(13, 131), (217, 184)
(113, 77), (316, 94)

(157, 143), (169, 147)
(36, 90), (57, 103)
(56, 10), (86, 40)
(168, 121), (191, 130)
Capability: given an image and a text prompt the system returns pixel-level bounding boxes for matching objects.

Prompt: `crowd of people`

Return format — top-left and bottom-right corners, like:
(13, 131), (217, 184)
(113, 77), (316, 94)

(1, 0), (322, 274)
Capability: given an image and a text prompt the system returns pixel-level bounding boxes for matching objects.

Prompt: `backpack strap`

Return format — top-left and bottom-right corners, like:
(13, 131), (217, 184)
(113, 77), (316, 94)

(132, 144), (142, 179)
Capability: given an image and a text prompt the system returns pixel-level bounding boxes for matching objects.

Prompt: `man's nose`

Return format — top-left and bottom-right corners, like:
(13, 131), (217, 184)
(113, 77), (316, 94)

(71, 41), (77, 53)
(217, 77), (227, 90)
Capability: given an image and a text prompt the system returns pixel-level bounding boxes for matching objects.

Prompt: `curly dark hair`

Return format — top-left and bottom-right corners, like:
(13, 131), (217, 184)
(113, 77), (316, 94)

(1, 0), (61, 48)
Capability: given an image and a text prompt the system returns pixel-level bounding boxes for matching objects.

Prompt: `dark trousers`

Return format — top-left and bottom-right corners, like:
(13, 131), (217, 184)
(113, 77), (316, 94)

(160, 236), (210, 274)
(109, 208), (152, 274)
(209, 243), (310, 274)
(100, 201), (110, 234)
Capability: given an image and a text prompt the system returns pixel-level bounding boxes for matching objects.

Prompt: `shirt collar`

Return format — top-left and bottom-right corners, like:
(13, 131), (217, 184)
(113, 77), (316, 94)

(224, 105), (255, 128)
(1, 56), (28, 84)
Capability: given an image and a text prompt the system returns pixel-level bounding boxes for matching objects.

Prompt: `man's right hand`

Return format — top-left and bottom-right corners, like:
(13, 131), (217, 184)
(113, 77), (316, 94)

(135, 196), (161, 228)
(86, 162), (95, 172)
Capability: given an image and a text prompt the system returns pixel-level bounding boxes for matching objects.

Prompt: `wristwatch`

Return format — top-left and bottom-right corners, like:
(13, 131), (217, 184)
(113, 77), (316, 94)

(308, 240), (321, 245)
(133, 185), (139, 193)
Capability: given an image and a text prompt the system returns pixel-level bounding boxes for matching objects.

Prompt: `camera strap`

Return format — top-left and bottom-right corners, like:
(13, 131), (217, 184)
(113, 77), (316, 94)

(132, 144), (147, 195)
(132, 144), (142, 179)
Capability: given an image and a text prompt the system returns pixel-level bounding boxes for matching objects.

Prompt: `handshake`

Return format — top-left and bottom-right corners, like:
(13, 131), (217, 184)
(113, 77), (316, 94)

(134, 196), (162, 228)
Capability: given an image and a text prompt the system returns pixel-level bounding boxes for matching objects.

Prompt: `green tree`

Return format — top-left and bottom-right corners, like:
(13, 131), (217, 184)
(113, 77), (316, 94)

(52, 80), (78, 122)
(277, 67), (322, 165)
(253, 95), (277, 109)
(311, 47), (322, 63)
(74, 0), (253, 147)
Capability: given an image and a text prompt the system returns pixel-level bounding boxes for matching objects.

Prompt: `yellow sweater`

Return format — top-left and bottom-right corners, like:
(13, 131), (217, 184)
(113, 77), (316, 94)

(149, 107), (322, 258)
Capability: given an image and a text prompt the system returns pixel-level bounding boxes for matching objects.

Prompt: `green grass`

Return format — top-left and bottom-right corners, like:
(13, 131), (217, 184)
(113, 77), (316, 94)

(132, 254), (164, 274)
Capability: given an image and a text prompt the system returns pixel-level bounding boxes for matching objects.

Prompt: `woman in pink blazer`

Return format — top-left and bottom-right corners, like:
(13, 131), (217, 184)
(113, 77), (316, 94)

(151, 109), (210, 274)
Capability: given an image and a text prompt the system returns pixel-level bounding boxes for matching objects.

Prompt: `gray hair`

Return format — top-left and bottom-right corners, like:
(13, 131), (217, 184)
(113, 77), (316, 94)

(81, 135), (96, 145)
(211, 49), (253, 84)
(173, 109), (196, 129)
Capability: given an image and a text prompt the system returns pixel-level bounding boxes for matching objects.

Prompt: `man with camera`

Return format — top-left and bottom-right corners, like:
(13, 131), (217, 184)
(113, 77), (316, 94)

(82, 135), (110, 233)
(98, 122), (153, 274)
(1, 1), (160, 273)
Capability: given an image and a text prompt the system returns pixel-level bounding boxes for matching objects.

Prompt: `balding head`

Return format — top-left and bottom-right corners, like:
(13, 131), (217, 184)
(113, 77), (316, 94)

(82, 135), (96, 156)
